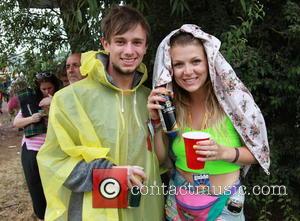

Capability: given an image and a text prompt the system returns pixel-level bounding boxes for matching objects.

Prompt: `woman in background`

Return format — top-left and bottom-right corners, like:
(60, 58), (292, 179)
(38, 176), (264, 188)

(13, 72), (60, 220)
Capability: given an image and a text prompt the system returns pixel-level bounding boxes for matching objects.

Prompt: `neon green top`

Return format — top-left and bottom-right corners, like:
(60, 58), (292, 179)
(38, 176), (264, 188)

(172, 117), (241, 174)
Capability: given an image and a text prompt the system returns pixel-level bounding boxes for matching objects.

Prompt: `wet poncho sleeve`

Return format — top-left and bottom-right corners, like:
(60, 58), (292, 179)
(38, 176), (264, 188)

(37, 94), (117, 221)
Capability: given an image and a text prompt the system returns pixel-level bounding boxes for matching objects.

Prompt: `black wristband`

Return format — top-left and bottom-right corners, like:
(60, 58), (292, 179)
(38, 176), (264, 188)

(231, 148), (240, 163)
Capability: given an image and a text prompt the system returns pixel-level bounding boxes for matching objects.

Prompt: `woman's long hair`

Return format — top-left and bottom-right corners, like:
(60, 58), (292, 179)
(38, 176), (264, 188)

(170, 32), (225, 130)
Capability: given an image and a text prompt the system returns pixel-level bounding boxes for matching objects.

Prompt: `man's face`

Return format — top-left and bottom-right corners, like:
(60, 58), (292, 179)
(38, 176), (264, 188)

(103, 24), (148, 76)
(66, 54), (83, 84)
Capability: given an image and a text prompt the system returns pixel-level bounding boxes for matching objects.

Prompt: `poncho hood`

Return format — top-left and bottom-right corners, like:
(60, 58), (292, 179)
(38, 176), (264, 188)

(80, 50), (148, 92)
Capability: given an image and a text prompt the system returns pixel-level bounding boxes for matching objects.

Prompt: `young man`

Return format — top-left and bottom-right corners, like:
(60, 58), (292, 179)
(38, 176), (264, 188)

(66, 52), (84, 84)
(37, 5), (164, 221)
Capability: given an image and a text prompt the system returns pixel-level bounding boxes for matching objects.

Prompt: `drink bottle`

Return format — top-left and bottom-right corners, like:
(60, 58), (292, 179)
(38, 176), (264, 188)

(157, 85), (178, 134)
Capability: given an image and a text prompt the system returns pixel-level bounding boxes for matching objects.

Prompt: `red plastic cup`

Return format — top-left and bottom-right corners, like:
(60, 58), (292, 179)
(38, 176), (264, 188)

(182, 131), (211, 170)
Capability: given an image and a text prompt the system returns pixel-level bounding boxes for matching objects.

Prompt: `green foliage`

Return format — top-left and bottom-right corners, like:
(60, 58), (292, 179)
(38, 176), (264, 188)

(169, 0), (190, 16)
(284, 1), (300, 38)
(130, 0), (149, 12)
(217, 0), (300, 219)
(0, 0), (68, 82)
(221, 1), (265, 68)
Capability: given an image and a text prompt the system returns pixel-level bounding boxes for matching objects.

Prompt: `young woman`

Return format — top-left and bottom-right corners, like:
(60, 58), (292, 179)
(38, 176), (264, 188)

(148, 24), (270, 220)
(13, 72), (60, 220)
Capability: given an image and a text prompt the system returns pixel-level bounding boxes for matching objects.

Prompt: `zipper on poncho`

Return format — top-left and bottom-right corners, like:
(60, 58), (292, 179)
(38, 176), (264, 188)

(133, 91), (141, 128)
(117, 90), (142, 129)
(116, 93), (125, 130)
(121, 91), (124, 113)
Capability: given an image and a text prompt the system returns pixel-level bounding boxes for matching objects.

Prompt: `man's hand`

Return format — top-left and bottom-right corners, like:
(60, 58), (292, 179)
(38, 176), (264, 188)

(113, 165), (146, 189)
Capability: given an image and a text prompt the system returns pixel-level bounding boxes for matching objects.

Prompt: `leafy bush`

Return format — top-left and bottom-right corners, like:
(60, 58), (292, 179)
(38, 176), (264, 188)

(220, 1), (300, 220)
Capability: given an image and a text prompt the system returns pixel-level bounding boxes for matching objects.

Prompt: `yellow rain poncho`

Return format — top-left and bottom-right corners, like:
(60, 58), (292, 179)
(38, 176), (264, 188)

(37, 51), (164, 221)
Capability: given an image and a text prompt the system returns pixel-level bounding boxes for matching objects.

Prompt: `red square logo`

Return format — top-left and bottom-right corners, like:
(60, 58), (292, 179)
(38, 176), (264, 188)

(92, 168), (128, 208)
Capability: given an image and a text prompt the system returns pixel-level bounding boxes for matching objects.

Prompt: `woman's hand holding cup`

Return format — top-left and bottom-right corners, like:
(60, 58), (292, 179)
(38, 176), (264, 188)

(194, 139), (226, 161)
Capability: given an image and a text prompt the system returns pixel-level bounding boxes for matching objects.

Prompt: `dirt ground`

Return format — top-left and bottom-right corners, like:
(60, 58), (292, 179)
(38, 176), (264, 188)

(0, 103), (36, 220)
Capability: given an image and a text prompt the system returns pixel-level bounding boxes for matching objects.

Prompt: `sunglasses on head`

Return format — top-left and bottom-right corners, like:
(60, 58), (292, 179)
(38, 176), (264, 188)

(36, 72), (53, 79)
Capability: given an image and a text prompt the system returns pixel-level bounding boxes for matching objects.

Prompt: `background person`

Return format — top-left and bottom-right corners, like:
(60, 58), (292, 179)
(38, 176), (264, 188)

(37, 5), (164, 221)
(13, 72), (60, 221)
(57, 63), (70, 87)
(148, 24), (270, 221)
(66, 52), (84, 84)
(7, 91), (20, 119)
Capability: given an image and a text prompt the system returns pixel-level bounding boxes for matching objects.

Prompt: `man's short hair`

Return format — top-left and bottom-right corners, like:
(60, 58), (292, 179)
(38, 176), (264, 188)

(101, 5), (150, 44)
